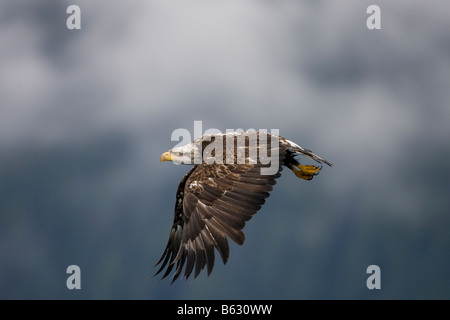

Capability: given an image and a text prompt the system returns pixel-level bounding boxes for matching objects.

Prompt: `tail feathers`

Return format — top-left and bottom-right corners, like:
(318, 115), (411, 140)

(282, 138), (332, 167)
(296, 148), (332, 167)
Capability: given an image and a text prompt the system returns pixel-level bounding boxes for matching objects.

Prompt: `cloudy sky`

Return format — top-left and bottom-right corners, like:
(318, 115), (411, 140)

(1, 0), (449, 299)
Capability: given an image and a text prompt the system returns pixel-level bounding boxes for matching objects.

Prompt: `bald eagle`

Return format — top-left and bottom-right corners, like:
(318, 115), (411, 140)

(156, 131), (331, 283)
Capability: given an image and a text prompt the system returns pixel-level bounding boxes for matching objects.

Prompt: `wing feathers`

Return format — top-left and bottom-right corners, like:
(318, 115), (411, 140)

(204, 220), (229, 264)
(155, 163), (281, 282)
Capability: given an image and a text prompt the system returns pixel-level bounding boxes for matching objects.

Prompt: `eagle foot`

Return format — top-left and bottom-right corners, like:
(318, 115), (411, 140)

(291, 164), (321, 180)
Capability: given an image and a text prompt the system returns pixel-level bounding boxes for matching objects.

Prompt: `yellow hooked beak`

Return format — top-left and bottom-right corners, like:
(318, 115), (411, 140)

(160, 151), (172, 162)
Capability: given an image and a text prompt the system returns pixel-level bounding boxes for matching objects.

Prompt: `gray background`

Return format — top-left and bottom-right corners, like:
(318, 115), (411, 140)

(1, 0), (449, 299)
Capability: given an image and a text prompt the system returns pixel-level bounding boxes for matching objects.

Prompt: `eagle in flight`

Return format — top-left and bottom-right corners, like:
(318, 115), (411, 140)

(155, 131), (331, 283)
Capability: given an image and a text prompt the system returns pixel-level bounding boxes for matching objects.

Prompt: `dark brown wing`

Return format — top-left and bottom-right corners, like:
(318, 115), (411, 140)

(155, 163), (282, 283)
(154, 166), (196, 281)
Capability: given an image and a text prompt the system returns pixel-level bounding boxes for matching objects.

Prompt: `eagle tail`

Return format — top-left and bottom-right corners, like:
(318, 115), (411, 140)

(282, 138), (333, 167)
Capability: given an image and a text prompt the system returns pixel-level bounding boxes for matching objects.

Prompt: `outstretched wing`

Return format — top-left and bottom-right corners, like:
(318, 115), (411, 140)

(155, 163), (282, 283)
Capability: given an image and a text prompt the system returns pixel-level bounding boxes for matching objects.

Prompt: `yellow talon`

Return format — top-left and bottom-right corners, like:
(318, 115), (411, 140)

(291, 164), (321, 180)
(297, 164), (320, 174)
